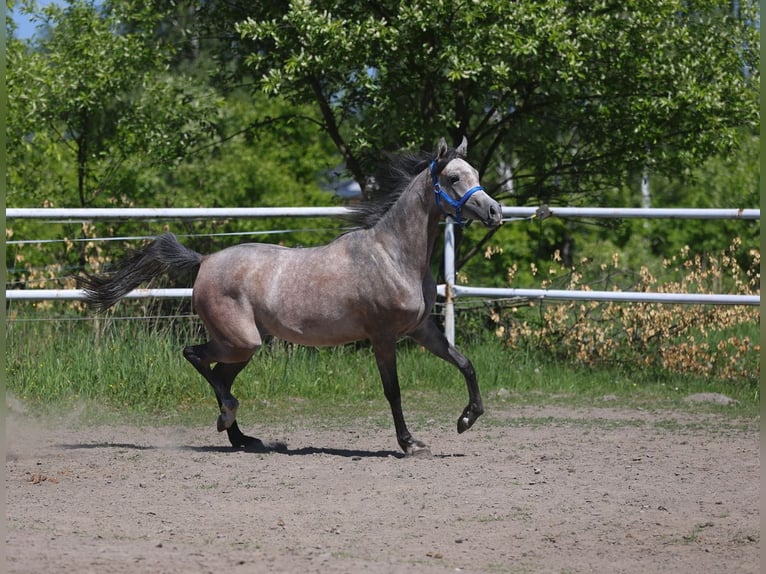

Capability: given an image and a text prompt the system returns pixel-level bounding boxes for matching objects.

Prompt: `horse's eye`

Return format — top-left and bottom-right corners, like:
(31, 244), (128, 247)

(448, 175), (460, 185)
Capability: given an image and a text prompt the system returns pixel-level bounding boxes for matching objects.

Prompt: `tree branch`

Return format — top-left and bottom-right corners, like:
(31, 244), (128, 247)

(309, 74), (366, 190)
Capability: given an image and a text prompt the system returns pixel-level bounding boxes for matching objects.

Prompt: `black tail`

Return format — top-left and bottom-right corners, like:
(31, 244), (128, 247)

(77, 233), (203, 313)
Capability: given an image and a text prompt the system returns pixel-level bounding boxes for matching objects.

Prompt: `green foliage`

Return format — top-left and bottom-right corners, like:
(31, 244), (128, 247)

(7, 0), (222, 208)
(642, 131), (761, 261)
(5, 88), (343, 292)
(236, 0), (759, 203)
(6, 316), (210, 411)
(6, 0), (343, 283)
(455, 128), (760, 287)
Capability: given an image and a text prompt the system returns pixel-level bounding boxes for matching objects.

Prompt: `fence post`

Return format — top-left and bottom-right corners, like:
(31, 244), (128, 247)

(443, 221), (456, 345)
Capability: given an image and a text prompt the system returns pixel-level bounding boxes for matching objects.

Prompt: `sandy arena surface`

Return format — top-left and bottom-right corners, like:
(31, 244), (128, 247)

(5, 402), (760, 573)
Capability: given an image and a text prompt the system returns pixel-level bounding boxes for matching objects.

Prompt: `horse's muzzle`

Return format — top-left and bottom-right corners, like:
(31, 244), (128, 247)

(482, 201), (503, 228)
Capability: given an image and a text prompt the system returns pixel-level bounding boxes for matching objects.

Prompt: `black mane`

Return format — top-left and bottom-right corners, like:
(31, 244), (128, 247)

(346, 147), (464, 229)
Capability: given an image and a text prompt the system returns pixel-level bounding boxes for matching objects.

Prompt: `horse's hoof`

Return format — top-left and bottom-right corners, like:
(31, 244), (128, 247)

(457, 415), (473, 434)
(217, 402), (239, 431)
(228, 430), (258, 449)
(226, 422), (268, 450)
(457, 404), (483, 433)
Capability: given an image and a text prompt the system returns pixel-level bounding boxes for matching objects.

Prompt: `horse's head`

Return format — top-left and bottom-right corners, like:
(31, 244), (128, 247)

(430, 137), (502, 228)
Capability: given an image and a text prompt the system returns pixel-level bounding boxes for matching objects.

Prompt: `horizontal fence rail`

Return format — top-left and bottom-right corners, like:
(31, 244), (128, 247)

(5, 207), (352, 220)
(5, 206), (760, 343)
(5, 288), (193, 301)
(434, 285), (760, 305)
(500, 206), (760, 220)
(12, 287), (758, 306)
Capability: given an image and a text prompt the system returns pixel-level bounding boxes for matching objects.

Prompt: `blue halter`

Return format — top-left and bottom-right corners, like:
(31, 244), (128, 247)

(430, 159), (484, 227)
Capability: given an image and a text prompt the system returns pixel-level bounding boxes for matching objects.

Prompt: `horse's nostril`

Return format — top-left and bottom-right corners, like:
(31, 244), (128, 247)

(490, 205), (498, 217)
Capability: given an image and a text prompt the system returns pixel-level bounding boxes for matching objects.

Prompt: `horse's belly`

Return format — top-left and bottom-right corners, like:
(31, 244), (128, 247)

(266, 316), (367, 347)
(257, 296), (424, 347)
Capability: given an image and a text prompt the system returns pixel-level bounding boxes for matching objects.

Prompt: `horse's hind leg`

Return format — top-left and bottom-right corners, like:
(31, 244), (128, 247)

(183, 343), (256, 447)
(409, 319), (484, 434)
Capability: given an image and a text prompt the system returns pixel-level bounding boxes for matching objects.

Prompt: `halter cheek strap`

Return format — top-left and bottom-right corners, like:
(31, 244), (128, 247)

(430, 160), (484, 227)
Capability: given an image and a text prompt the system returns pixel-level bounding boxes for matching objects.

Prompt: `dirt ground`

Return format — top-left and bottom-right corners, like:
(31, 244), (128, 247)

(5, 400), (760, 574)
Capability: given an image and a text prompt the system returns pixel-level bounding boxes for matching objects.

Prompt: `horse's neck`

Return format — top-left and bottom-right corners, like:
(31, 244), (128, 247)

(370, 170), (441, 276)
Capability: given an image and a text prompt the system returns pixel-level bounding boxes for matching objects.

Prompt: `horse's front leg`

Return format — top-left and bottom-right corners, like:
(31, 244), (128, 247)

(410, 319), (484, 433)
(371, 338), (431, 456)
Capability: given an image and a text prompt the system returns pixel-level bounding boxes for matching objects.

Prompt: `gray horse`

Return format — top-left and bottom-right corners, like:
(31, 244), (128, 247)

(79, 137), (502, 455)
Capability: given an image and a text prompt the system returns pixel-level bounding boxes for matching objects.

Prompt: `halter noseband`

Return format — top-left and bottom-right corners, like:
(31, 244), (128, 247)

(429, 159), (484, 227)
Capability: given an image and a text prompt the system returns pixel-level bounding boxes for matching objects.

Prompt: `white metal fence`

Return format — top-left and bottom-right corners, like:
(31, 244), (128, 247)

(5, 206), (760, 343)
(439, 208), (760, 343)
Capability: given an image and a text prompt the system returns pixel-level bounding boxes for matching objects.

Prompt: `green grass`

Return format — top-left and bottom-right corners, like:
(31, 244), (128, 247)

(5, 314), (760, 428)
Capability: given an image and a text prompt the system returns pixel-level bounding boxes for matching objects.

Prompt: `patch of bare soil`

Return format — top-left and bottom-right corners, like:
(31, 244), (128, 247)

(5, 404), (759, 573)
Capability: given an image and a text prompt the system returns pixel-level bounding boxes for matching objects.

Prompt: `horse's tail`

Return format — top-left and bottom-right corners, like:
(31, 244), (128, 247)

(77, 232), (203, 313)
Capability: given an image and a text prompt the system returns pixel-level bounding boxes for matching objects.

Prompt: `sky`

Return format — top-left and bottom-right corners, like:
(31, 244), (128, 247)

(10, 1), (61, 40)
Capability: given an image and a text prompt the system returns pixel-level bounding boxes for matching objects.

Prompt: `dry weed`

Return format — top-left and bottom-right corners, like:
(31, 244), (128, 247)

(492, 239), (760, 383)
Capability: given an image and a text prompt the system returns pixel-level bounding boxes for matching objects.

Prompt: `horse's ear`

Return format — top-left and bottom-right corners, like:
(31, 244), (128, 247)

(456, 136), (468, 156)
(436, 137), (449, 159)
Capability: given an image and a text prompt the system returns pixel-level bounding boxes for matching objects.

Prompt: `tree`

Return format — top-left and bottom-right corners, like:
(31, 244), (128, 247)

(233, 0), (758, 207)
(6, 0), (343, 284)
(7, 0), (221, 211)
(6, 0), (225, 275)
(228, 0), (759, 281)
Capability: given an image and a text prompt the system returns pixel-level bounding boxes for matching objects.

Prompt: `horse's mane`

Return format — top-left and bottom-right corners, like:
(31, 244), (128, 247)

(345, 146), (463, 229)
